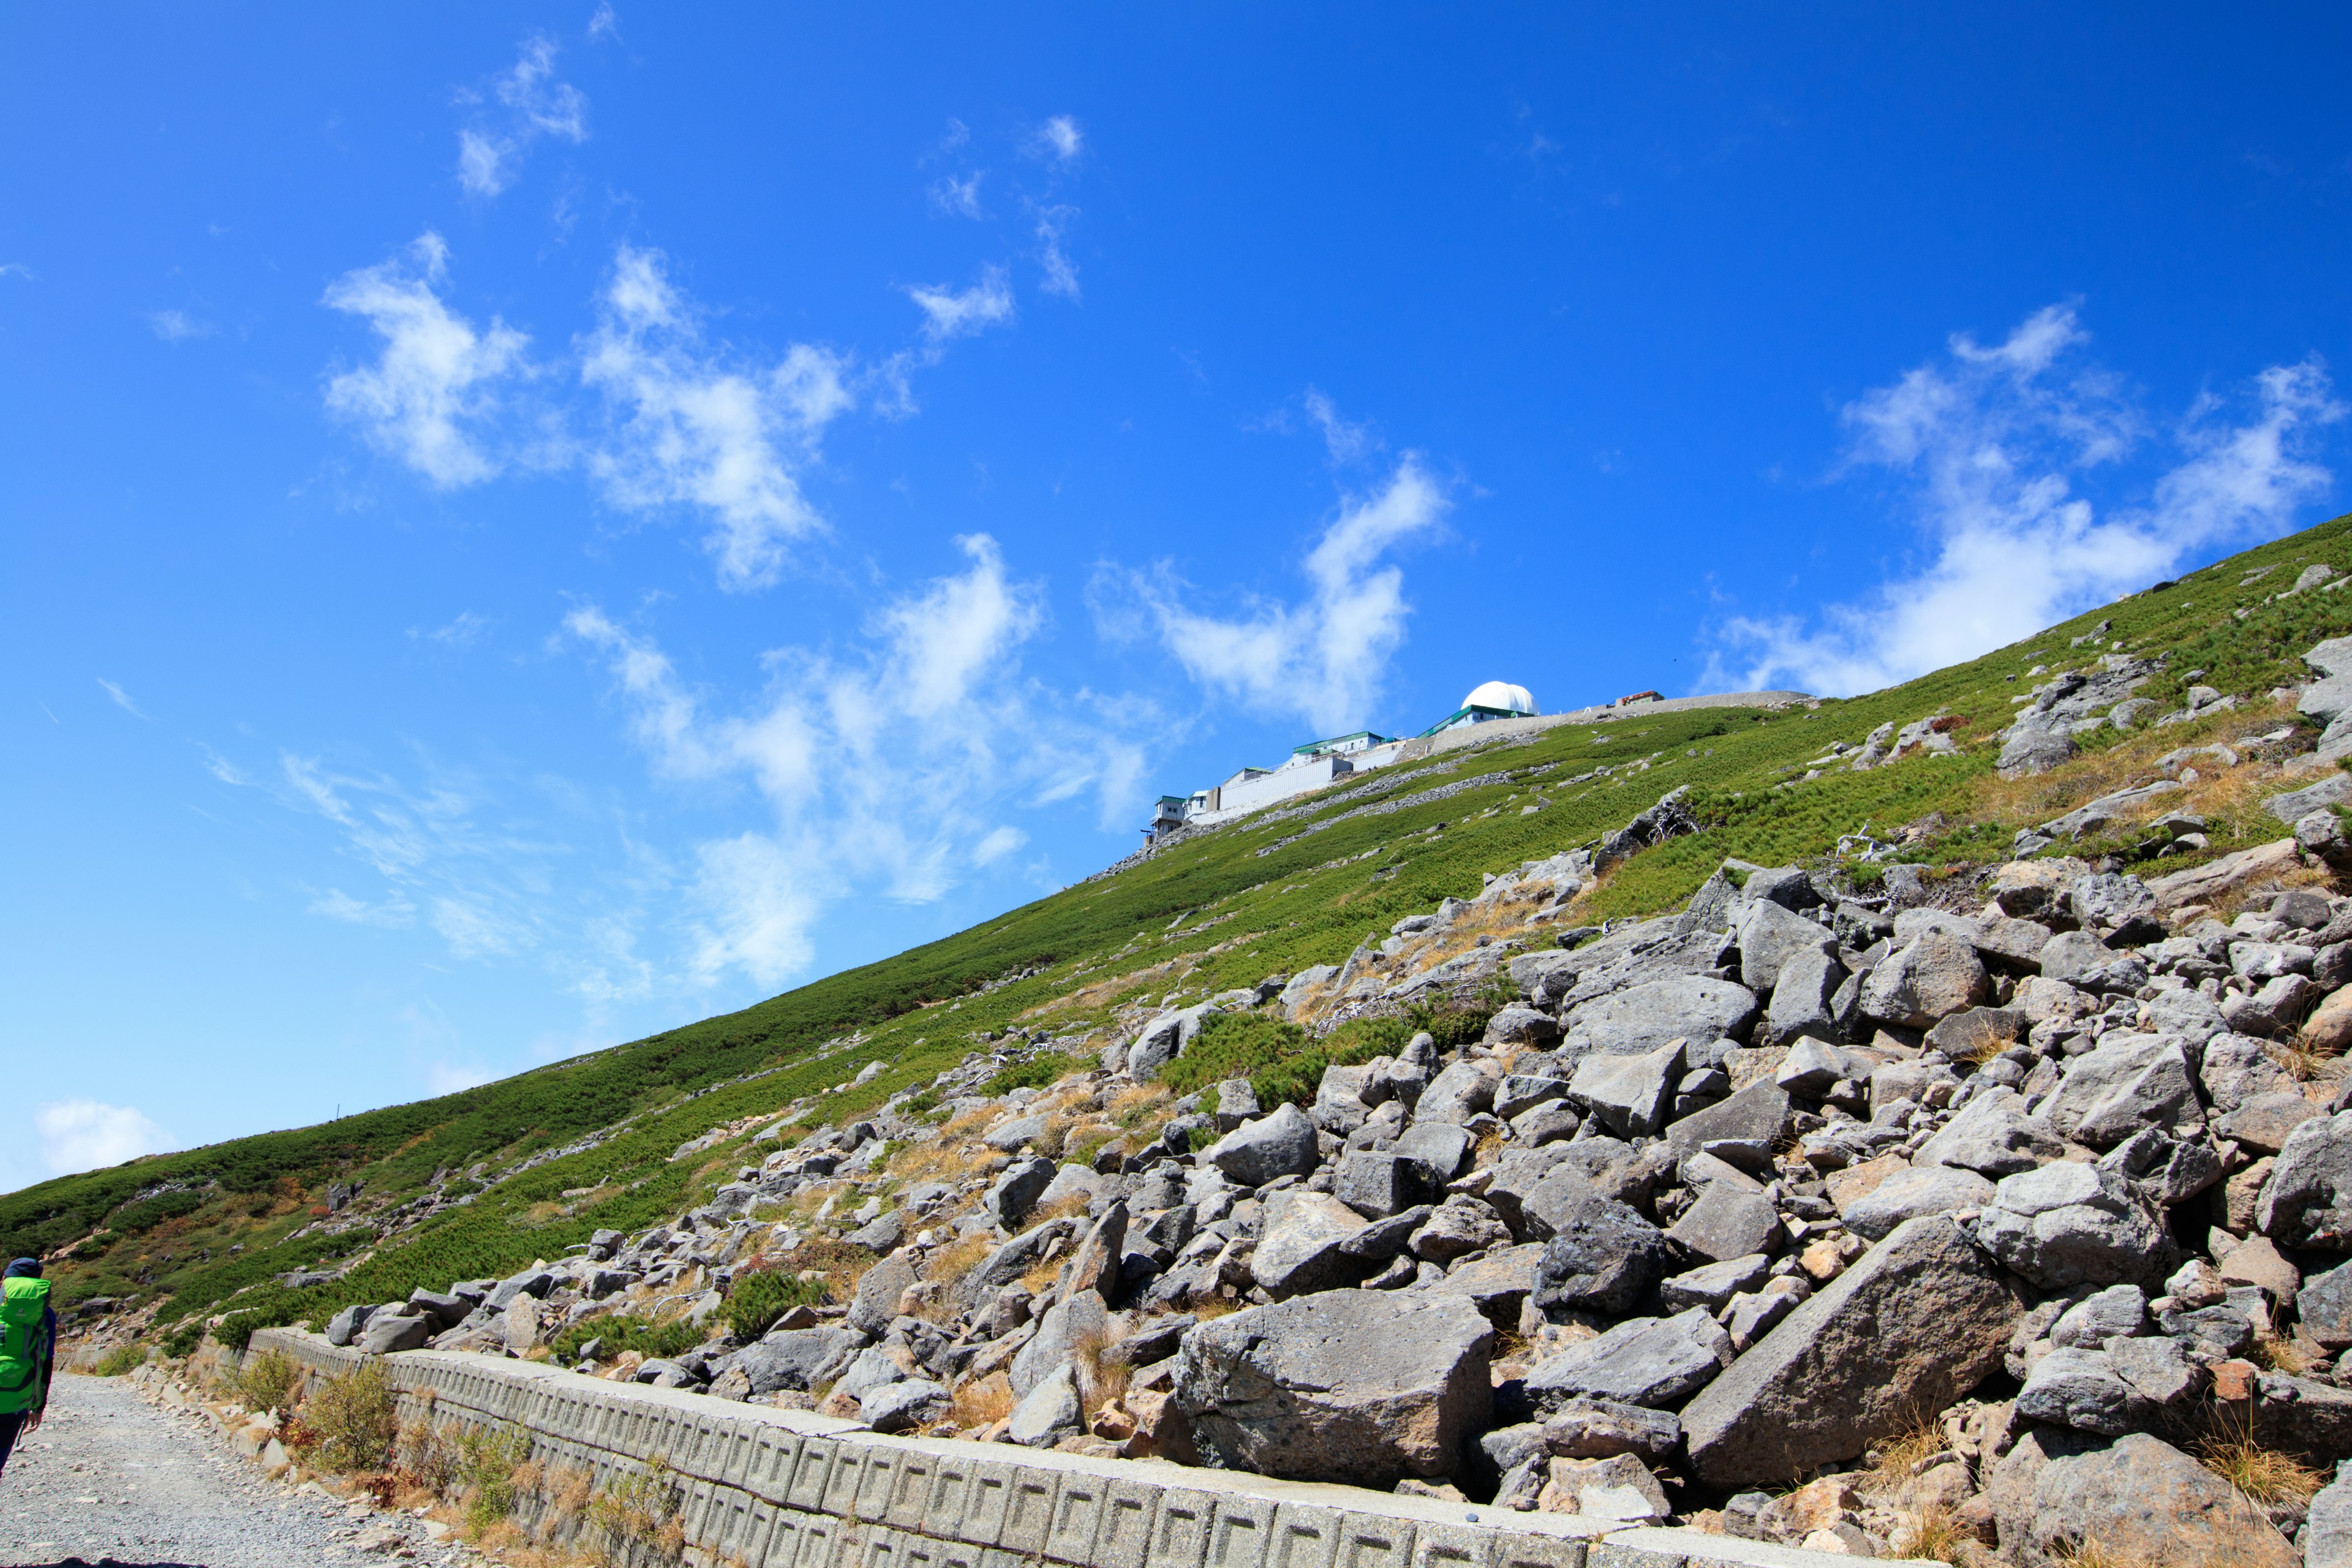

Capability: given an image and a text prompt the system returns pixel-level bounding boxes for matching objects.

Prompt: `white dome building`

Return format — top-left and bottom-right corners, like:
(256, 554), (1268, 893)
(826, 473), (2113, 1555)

(1461, 680), (1536, 715)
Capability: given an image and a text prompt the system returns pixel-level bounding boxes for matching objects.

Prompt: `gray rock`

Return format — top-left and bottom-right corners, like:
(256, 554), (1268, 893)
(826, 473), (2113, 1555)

(1658, 1254), (1773, 1313)
(1542, 1399), (1684, 1462)
(1310, 1066), (1373, 1134)
(728, 1327), (865, 1395)
(1986, 1428), (2297, 1568)
(2036, 929), (2111, 984)
(956, 1217), (1080, 1308)
(324, 1304), (377, 1348)
(846, 1250), (918, 1338)
(2199, 1034), (2298, 1114)
(1561, 976), (1759, 1063)
(2298, 1257), (2352, 1348)
(2106, 1334), (2201, 1409)
(2217, 1090), (2323, 1155)
(2050, 1283), (2147, 1348)
(1736, 899), (1836, 993)
(1199, 1102), (1320, 1187)
(2041, 1033), (2204, 1150)
(1392, 1121), (1474, 1184)
(1763, 944), (1847, 1048)
(1567, 1039), (1686, 1137)
(1483, 1005), (1563, 1049)
(1665, 1185), (1784, 1263)
(2308, 1472), (2352, 1568)
(1251, 1189), (1370, 1296)
(1521, 1308), (1732, 1412)
(831, 1345), (907, 1403)
(1011, 1291), (1108, 1398)
(357, 1311), (432, 1355)
(1858, 931), (1990, 1027)
(985, 1156), (1058, 1231)
(1681, 1214), (2027, 1486)
(859, 1377), (950, 1433)
(2260, 1110), (2352, 1250)
(1423, 1242), (1548, 1330)
(1493, 1072), (1569, 1122)
(406, 1291), (469, 1331)
(1413, 1060), (1498, 1125)
(1915, 1086), (2064, 1177)
(1409, 1196), (1514, 1264)
(1841, 1163), (1995, 1241)
(1665, 1081), (1790, 1158)
(1213, 1079), (1264, 1132)
(982, 1113), (1052, 1153)
(1173, 1289), (1494, 1485)
(1979, 1162), (2181, 1289)
(1530, 1185), (1672, 1316)
(1333, 1150), (1442, 1219)
(848, 1208), (906, 1252)
(2015, 1346), (2142, 1435)
(1006, 1363), (1084, 1447)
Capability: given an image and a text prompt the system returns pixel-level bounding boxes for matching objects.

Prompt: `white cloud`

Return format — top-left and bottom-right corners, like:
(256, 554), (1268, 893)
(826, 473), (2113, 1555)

(929, 173), (984, 218)
(431, 894), (529, 958)
(322, 233), (529, 487)
(587, 4), (619, 41)
(456, 36), (589, 197)
(1036, 115), (1084, 165)
(579, 245), (853, 590)
(569, 535), (1146, 989)
(1035, 205), (1080, 300)
(1114, 453), (1450, 735)
(309, 888), (417, 927)
(148, 308), (213, 341)
(905, 267), (1015, 344)
(0, 262), (31, 280)
(37, 1099), (174, 1177)
(197, 744), (247, 786)
(1304, 388), (1376, 465)
(1709, 305), (2343, 697)
(426, 1063), (494, 1095)
(411, 610), (490, 647)
(96, 677), (146, 717)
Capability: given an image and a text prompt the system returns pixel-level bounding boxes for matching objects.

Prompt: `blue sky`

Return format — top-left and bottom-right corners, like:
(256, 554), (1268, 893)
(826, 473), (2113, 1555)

(7, 5), (2352, 1188)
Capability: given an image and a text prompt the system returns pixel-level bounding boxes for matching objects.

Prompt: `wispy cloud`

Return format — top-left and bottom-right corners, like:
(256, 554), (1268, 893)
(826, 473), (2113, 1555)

(36, 1099), (175, 1177)
(148, 308), (214, 341)
(905, 266), (1016, 344)
(930, 172), (985, 218)
(410, 610), (491, 648)
(309, 888), (417, 927)
(1102, 443), (1451, 736)
(1707, 304), (2344, 696)
(0, 263), (32, 281)
(587, 4), (619, 42)
(456, 36), (589, 198)
(581, 244), (854, 590)
(1035, 205), (1080, 300)
(322, 233), (530, 487)
(96, 677), (147, 718)
(568, 535), (1147, 988)
(1304, 388), (1377, 466)
(1035, 115), (1084, 166)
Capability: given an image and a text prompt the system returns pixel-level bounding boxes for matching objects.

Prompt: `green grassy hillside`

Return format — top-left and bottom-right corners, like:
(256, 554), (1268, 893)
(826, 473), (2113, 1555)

(13, 511), (2352, 1350)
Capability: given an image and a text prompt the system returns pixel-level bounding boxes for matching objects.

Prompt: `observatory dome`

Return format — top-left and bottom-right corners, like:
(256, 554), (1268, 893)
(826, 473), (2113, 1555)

(1463, 680), (1536, 715)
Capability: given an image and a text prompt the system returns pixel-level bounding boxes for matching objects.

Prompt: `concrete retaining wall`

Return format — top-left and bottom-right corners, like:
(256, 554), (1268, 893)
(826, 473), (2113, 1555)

(248, 1329), (1877, 1568)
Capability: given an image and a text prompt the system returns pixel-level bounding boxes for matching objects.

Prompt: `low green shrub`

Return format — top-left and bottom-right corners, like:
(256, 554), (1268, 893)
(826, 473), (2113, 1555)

(548, 1313), (709, 1366)
(981, 1056), (1063, 1096)
(303, 1360), (399, 1472)
(722, 1267), (831, 1340)
(92, 1343), (145, 1377)
(161, 1320), (204, 1360)
(235, 1346), (303, 1415)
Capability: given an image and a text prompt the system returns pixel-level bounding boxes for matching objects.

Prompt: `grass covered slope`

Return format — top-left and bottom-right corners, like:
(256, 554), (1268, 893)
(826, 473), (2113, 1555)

(12, 511), (2352, 1349)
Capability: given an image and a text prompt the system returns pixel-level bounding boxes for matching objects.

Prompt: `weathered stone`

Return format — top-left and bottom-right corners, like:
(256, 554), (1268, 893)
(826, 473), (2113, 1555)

(860, 1378), (950, 1434)
(1011, 1291), (1109, 1398)
(1763, 944), (1847, 1048)
(1539, 1453), (1673, 1521)
(1007, 1363), (1084, 1447)
(1521, 1308), (1732, 1413)
(1980, 1162), (2181, 1289)
(2050, 1284), (2147, 1348)
(2201, 1034), (2298, 1112)
(1665, 1185), (1784, 1263)
(1409, 1196), (1514, 1264)
(1737, 900), (1836, 993)
(324, 1305), (377, 1348)
(847, 1250), (919, 1338)
(957, 1216), (1080, 1308)
(1530, 1185), (1672, 1316)
(2300, 1257), (2352, 1348)
(1173, 1289), (1494, 1485)
(2309, 1471), (2352, 1568)
(2219, 1090), (2324, 1155)
(1841, 1164), (1995, 1241)
(1425, 1243), (1547, 1330)
(1542, 1399), (1683, 1462)
(1391, 1121), (1474, 1185)
(1251, 1189), (1370, 1297)
(1199, 1102), (1320, 1188)
(1493, 1072), (1569, 1122)
(1567, 1039), (1685, 1137)
(1334, 1150), (1442, 1219)
(1859, 932), (1990, 1028)
(2306, 987), (2352, 1056)
(2261, 1110), (2352, 1251)
(2016, 1346), (2145, 1436)
(2145, 838), (2306, 910)
(1064, 1200), (1128, 1302)
(2041, 1033), (2204, 1150)
(1916, 1086), (2064, 1177)
(1413, 1060), (1499, 1125)
(1681, 1215), (2027, 1486)
(1665, 1080), (1790, 1158)
(985, 1156), (1058, 1231)
(1562, 976), (1759, 1064)
(1986, 1428), (2297, 1568)
(1658, 1254), (1773, 1313)
(358, 1311), (432, 1355)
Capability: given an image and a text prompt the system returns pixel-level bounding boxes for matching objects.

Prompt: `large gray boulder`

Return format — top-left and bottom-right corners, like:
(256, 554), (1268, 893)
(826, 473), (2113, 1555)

(985, 1156), (1058, 1231)
(1173, 1290), (1493, 1485)
(846, 1250), (918, 1337)
(1199, 1102), (1319, 1187)
(956, 1216), (1080, 1308)
(357, 1310), (432, 1355)
(1858, 931), (1990, 1028)
(1520, 1308), (1731, 1412)
(2310, 1471), (2352, 1568)
(1979, 1162), (2181, 1289)
(2041, 1033), (2204, 1150)
(1006, 1363), (1084, 1447)
(1915, 1086), (2064, 1177)
(1736, 900), (1836, 993)
(1680, 1214), (2026, 1486)
(1011, 1292), (1108, 1398)
(1561, 976), (1758, 1065)
(725, 1326), (865, 1395)
(1567, 1039), (1685, 1137)
(1764, 944), (1847, 1048)
(1251, 1189), (1370, 1297)
(1664, 1080), (1790, 1160)
(2013, 1346), (2146, 1436)
(2259, 1109), (2352, 1251)
(1529, 1183), (1672, 1316)
(325, 1304), (378, 1348)
(1412, 1060), (1498, 1125)
(1664, 1185), (1784, 1263)
(1333, 1150), (1442, 1219)
(1840, 1164), (1994, 1241)
(1986, 1428), (2297, 1568)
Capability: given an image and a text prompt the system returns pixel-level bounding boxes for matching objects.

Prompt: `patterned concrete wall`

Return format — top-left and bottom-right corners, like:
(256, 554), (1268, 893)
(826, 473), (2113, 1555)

(246, 1328), (1870, 1568)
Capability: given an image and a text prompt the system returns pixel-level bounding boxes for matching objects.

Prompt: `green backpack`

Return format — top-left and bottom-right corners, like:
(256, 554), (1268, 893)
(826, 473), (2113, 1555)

(0, 1276), (51, 1415)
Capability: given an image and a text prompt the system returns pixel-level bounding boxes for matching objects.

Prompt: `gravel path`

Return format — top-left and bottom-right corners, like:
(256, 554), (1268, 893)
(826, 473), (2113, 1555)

(0, 1373), (450, 1568)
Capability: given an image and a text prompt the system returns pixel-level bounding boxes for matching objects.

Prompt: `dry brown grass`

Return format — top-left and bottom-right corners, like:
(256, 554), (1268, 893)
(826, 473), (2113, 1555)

(1069, 1325), (1129, 1411)
(2253, 1330), (2323, 1376)
(1036, 1192), (1092, 1223)
(1968, 696), (2301, 842)
(1019, 1257), (1065, 1295)
(941, 1104), (997, 1140)
(2195, 1423), (2323, 1506)
(1890, 1502), (1973, 1564)
(918, 1234), (993, 1304)
(1108, 1083), (1172, 1129)
(888, 1137), (991, 1183)
(1191, 1294), (1240, 1321)
(949, 1372), (1014, 1430)
(1867, 1409), (1948, 1487)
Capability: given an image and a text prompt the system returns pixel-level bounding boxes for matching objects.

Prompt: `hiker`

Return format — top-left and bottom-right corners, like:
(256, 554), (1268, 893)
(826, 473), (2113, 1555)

(0, 1257), (56, 1482)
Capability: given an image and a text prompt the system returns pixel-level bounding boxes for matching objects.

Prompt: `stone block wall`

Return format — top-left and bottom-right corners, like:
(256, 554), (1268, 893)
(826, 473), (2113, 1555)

(246, 1329), (1865, 1568)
